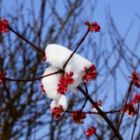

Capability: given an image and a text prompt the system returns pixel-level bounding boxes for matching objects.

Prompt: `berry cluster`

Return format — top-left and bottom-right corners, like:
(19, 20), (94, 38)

(121, 102), (137, 116)
(0, 19), (9, 33)
(122, 93), (140, 116)
(82, 64), (97, 82)
(72, 110), (86, 124)
(85, 21), (100, 32)
(52, 105), (64, 119)
(57, 72), (74, 94)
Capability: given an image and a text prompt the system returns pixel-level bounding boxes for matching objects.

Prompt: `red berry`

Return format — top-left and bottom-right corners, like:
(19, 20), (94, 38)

(85, 126), (96, 137)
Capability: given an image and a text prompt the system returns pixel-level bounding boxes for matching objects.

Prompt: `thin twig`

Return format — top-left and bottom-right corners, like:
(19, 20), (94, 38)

(118, 80), (133, 129)
(63, 30), (89, 69)
(65, 110), (120, 114)
(95, 133), (102, 140)
(81, 83), (89, 110)
(81, 99), (88, 110)
(131, 105), (139, 140)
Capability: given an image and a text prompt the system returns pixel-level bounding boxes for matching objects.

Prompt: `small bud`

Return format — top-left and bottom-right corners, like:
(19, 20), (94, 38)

(131, 71), (140, 88)
(0, 18), (9, 33)
(85, 126), (96, 137)
(0, 71), (7, 84)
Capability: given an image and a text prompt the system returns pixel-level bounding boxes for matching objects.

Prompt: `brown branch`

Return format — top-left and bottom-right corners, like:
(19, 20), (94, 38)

(65, 110), (120, 114)
(77, 85), (123, 140)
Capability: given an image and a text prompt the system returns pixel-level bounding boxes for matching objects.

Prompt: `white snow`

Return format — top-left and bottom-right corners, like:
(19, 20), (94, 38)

(50, 95), (68, 111)
(41, 66), (61, 100)
(45, 44), (93, 87)
(58, 95), (68, 111)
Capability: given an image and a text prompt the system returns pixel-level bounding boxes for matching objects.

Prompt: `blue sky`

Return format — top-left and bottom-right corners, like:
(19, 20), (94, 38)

(95, 0), (140, 30)
(1, 0), (140, 36)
